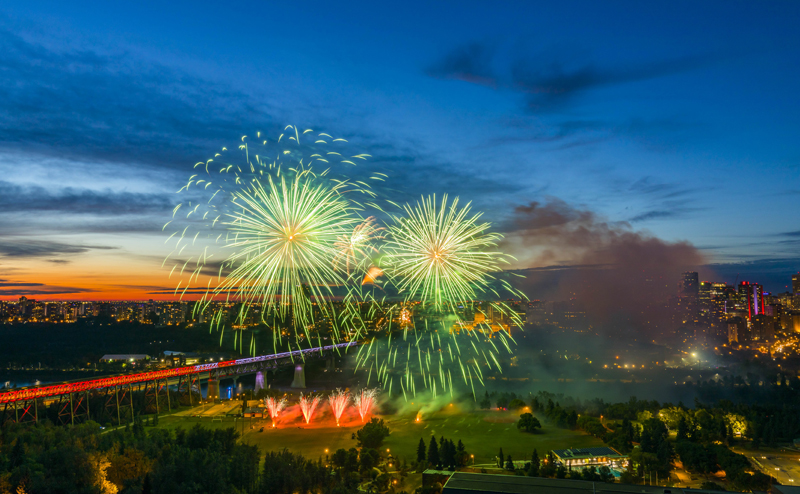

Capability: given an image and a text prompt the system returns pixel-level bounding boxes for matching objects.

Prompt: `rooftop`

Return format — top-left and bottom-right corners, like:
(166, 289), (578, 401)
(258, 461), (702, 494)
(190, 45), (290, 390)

(442, 473), (736, 494)
(552, 447), (625, 459)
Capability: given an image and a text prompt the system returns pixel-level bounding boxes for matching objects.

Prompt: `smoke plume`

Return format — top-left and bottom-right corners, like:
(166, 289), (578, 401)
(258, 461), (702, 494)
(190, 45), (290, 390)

(501, 198), (707, 333)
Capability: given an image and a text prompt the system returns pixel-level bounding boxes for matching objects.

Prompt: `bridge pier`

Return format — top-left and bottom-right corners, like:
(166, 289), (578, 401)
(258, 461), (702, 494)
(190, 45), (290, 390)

(207, 375), (220, 402)
(290, 364), (306, 389)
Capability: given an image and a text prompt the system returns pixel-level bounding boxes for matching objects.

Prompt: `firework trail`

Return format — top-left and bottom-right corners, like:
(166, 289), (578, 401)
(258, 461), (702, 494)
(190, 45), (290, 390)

(327, 388), (350, 426)
(264, 396), (287, 426)
(353, 388), (379, 422)
(299, 393), (321, 424)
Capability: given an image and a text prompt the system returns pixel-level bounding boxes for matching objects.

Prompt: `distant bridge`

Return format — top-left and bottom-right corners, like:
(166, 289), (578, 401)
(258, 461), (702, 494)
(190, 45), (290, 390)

(0, 342), (355, 425)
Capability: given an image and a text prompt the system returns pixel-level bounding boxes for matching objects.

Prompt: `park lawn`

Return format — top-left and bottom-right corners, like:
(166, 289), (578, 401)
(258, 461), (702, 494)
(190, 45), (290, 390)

(154, 403), (604, 467)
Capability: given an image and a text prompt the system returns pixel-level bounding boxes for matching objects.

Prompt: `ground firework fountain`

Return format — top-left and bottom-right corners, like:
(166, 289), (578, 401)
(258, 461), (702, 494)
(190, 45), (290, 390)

(353, 388), (379, 422)
(327, 389), (350, 426)
(264, 396), (287, 427)
(299, 393), (321, 424)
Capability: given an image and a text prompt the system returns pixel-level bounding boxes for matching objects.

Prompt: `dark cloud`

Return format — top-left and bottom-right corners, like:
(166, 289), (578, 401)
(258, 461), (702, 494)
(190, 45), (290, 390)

(704, 257), (800, 292)
(0, 29), (277, 167)
(428, 41), (714, 113)
(0, 281), (43, 287)
(0, 240), (115, 258)
(779, 230), (800, 237)
(0, 286), (94, 296)
(0, 181), (174, 215)
(629, 206), (702, 223)
(512, 54), (713, 112)
(425, 42), (497, 87)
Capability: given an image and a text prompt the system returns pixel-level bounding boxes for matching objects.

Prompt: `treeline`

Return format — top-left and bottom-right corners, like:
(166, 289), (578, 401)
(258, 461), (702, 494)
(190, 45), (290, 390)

(519, 390), (777, 491)
(415, 436), (469, 471)
(0, 418), (405, 494)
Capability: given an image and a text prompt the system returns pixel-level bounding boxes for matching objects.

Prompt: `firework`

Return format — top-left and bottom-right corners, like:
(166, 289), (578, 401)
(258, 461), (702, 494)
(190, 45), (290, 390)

(264, 396), (287, 426)
(327, 388), (350, 426)
(299, 393), (321, 424)
(207, 171), (359, 340)
(169, 126), (384, 354)
(354, 194), (526, 398)
(382, 194), (514, 310)
(353, 388), (379, 422)
(334, 216), (384, 274)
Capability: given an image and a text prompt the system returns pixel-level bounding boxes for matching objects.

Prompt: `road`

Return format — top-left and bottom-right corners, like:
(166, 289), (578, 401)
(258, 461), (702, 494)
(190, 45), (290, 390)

(736, 448), (800, 485)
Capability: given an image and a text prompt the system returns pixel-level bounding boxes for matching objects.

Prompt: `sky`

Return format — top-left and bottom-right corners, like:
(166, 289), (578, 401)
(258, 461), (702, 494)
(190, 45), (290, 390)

(0, 1), (798, 300)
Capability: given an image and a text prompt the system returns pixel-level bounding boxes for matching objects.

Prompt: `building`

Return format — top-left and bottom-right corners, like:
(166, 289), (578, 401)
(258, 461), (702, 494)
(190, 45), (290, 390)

(681, 272), (699, 297)
(100, 354), (151, 362)
(442, 473), (743, 494)
(551, 447), (628, 469)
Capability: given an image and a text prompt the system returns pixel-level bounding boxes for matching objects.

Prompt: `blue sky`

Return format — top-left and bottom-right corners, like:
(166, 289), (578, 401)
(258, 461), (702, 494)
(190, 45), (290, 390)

(0, 1), (798, 297)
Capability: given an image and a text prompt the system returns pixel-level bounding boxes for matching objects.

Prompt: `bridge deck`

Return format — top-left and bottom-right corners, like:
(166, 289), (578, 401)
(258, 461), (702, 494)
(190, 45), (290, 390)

(0, 342), (355, 404)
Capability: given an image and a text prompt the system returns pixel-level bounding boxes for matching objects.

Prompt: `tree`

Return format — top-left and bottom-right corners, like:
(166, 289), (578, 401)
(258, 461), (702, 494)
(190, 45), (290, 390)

(505, 455), (515, 471)
(480, 392), (491, 410)
(528, 450), (540, 477)
(356, 418), (391, 449)
(598, 466), (615, 483)
(455, 440), (468, 468)
(508, 399), (526, 409)
(517, 413), (542, 433)
(416, 438), (427, 464)
(428, 437), (440, 469)
(360, 448), (381, 474)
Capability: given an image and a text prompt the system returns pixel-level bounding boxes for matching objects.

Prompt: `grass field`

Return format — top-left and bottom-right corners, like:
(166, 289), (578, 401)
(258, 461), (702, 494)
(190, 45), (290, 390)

(154, 401), (604, 467)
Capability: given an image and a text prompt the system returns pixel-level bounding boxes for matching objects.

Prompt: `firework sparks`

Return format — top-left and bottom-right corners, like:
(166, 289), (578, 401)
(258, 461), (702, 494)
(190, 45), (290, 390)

(382, 194), (514, 310)
(299, 393), (321, 424)
(354, 194), (526, 398)
(353, 388), (379, 422)
(334, 216), (384, 274)
(169, 127), (383, 355)
(327, 388), (350, 426)
(264, 396), (287, 426)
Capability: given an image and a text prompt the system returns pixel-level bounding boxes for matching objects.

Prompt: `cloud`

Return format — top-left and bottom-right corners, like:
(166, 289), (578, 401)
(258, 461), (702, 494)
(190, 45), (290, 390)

(511, 54), (713, 112)
(428, 41), (715, 113)
(0, 28), (278, 167)
(425, 42), (497, 87)
(0, 286), (94, 296)
(629, 207), (701, 223)
(0, 240), (115, 258)
(0, 180), (174, 215)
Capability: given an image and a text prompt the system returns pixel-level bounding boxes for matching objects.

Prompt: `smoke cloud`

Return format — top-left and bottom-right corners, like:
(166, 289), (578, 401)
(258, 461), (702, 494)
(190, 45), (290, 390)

(501, 198), (708, 333)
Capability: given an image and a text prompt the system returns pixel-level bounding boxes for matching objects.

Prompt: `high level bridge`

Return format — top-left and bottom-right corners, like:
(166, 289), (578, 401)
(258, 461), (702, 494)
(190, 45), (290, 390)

(0, 341), (355, 426)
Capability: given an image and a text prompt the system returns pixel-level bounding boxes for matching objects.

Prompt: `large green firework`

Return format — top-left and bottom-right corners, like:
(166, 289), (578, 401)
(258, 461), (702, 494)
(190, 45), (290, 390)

(382, 194), (515, 310)
(202, 170), (360, 343)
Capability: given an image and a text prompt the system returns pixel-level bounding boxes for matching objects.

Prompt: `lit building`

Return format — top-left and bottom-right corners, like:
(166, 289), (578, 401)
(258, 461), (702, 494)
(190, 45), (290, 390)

(550, 447), (628, 469)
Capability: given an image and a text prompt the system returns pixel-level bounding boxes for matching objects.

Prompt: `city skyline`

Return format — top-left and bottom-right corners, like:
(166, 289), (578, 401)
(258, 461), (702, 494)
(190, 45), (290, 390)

(0, 1), (799, 300)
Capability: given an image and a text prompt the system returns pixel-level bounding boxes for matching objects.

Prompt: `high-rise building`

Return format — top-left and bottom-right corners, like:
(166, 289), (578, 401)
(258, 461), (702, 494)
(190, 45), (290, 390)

(737, 281), (765, 320)
(793, 273), (800, 295)
(681, 272), (699, 297)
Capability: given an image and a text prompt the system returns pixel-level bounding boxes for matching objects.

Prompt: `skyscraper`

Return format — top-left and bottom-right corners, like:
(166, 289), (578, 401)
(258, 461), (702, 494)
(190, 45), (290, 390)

(681, 272), (699, 297)
(793, 273), (800, 295)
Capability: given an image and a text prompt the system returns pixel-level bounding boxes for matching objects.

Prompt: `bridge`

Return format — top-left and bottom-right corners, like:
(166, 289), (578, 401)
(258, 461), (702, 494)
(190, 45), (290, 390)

(0, 341), (355, 426)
